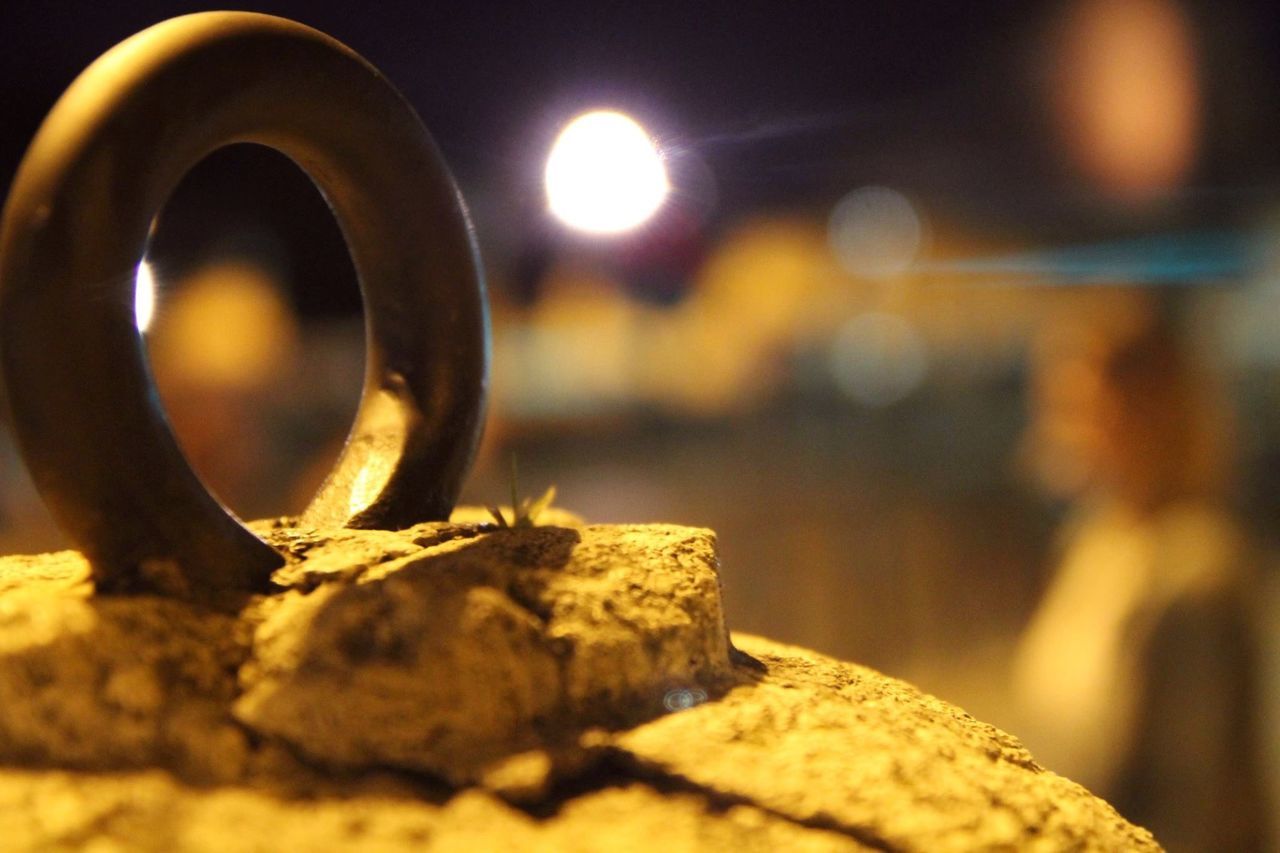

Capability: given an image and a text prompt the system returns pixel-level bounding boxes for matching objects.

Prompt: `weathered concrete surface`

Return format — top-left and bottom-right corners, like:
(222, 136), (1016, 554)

(238, 521), (731, 784)
(0, 518), (1160, 850)
(614, 634), (1155, 851)
(0, 769), (866, 852)
(0, 557), (249, 782)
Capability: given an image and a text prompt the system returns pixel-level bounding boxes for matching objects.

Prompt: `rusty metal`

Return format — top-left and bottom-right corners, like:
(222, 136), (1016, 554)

(0, 13), (489, 603)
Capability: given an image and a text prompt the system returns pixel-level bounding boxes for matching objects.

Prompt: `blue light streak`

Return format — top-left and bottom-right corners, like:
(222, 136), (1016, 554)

(919, 231), (1264, 286)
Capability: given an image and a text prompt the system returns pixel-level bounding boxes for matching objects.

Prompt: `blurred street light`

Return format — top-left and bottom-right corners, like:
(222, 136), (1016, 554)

(545, 110), (669, 235)
(1049, 0), (1200, 202)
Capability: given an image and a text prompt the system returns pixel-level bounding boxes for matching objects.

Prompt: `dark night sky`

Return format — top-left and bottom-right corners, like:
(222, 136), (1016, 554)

(6, 1), (1278, 196)
(0, 2), (1045, 191)
(2, 1), (1279, 311)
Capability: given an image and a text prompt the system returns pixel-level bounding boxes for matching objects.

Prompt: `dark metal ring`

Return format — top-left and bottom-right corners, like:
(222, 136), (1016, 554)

(0, 13), (489, 602)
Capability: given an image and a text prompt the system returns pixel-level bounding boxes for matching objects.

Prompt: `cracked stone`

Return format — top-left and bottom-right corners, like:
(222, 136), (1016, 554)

(236, 523), (732, 784)
(0, 518), (1160, 850)
(0, 572), (249, 783)
(611, 634), (1159, 851)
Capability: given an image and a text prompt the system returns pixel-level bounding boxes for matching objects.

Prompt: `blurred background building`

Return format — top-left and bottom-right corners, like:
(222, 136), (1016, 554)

(2, 0), (1279, 848)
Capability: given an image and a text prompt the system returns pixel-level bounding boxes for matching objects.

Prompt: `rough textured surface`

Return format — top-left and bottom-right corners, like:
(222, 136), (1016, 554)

(614, 634), (1152, 851)
(0, 518), (1160, 850)
(0, 769), (866, 853)
(238, 520), (730, 783)
(0, 561), (248, 782)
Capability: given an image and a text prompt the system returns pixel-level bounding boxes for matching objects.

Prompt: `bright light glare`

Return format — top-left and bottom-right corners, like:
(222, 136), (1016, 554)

(545, 110), (669, 234)
(134, 261), (156, 331)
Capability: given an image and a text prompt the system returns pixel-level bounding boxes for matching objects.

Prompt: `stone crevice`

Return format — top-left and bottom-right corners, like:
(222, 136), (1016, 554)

(596, 747), (901, 852)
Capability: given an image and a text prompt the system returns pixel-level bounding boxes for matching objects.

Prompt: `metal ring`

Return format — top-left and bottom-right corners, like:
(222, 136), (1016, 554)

(0, 13), (489, 602)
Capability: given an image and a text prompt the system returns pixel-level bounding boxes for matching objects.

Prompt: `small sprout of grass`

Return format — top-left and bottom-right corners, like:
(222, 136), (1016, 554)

(488, 456), (557, 528)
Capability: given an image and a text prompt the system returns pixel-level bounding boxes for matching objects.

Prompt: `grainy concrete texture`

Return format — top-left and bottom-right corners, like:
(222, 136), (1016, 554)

(0, 517), (1160, 851)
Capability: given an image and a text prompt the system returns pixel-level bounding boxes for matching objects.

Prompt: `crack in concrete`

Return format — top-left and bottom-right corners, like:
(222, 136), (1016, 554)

(506, 745), (900, 851)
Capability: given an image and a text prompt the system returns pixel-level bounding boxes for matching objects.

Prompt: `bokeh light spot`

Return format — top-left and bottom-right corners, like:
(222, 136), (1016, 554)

(1050, 0), (1200, 201)
(828, 186), (923, 278)
(829, 312), (928, 407)
(545, 110), (669, 235)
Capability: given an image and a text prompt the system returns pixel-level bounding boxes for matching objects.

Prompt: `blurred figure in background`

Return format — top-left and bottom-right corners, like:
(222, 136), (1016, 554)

(1013, 290), (1268, 851)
